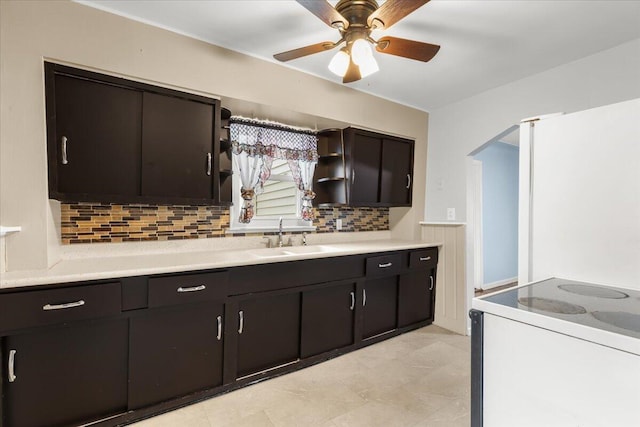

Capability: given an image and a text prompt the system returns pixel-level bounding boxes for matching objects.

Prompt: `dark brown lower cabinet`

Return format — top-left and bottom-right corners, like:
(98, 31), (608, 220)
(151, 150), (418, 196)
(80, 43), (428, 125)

(236, 292), (301, 378)
(3, 319), (128, 427)
(301, 282), (356, 358)
(398, 269), (436, 327)
(128, 302), (224, 409)
(1, 247), (438, 427)
(362, 277), (398, 339)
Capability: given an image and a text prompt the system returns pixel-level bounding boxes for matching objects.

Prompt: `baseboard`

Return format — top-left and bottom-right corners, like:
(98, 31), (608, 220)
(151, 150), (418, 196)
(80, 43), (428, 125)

(481, 276), (517, 291)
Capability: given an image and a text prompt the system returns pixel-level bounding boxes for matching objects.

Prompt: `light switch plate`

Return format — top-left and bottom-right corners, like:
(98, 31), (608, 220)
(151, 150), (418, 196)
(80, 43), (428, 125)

(336, 219), (343, 230)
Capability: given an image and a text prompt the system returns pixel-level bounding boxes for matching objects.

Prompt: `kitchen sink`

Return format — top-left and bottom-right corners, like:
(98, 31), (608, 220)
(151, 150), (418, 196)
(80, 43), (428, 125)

(248, 245), (341, 258)
(281, 245), (339, 255)
(247, 245), (339, 258)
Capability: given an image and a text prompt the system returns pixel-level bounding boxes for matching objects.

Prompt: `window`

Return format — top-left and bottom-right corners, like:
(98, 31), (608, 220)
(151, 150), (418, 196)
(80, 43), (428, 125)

(228, 157), (316, 233)
(255, 159), (297, 217)
(227, 116), (318, 233)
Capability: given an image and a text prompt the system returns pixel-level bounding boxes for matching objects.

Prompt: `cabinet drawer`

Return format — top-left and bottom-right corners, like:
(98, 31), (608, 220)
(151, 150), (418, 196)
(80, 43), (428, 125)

(148, 271), (228, 308)
(0, 282), (121, 333)
(366, 254), (402, 277)
(409, 248), (438, 269)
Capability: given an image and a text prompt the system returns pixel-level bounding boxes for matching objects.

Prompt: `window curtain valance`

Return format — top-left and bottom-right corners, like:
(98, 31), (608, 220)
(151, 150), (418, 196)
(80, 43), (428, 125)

(229, 116), (318, 223)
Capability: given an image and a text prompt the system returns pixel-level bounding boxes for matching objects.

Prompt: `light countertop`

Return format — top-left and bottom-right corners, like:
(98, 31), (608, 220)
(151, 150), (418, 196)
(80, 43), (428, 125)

(0, 237), (440, 289)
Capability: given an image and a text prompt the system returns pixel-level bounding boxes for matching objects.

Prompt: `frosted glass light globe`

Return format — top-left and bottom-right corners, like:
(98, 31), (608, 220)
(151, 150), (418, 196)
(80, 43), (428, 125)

(328, 49), (350, 76)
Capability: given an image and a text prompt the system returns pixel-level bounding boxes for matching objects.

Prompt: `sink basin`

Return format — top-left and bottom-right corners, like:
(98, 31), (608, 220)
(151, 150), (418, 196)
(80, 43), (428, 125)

(281, 245), (339, 255)
(247, 248), (292, 258)
(247, 245), (341, 258)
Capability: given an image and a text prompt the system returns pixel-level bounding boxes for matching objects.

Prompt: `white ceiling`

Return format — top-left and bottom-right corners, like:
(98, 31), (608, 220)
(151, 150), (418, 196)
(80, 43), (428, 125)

(77, 0), (640, 112)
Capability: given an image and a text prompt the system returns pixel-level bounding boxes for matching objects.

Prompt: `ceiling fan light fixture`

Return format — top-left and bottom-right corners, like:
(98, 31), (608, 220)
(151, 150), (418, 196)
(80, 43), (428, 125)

(351, 38), (372, 66)
(358, 53), (379, 78)
(328, 47), (350, 77)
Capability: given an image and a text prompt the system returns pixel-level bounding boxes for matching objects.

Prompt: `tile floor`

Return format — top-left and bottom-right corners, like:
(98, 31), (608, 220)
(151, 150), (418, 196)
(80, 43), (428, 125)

(131, 325), (470, 427)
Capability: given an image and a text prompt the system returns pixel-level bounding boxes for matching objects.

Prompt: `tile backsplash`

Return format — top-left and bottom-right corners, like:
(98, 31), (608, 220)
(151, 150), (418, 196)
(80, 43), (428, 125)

(61, 203), (389, 244)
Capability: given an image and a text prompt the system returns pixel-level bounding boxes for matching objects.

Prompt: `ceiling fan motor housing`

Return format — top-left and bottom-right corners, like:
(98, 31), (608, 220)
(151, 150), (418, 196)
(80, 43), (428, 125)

(335, 0), (379, 29)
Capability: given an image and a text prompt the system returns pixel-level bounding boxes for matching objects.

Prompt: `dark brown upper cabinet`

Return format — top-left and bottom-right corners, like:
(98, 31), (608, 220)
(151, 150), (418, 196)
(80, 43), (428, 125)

(141, 93), (215, 200)
(342, 127), (414, 207)
(380, 137), (413, 206)
(48, 72), (143, 199)
(44, 62), (222, 205)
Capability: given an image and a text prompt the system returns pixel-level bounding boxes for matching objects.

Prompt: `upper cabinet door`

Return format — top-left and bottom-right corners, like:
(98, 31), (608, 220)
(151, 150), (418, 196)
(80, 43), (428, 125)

(344, 127), (414, 207)
(52, 74), (142, 199)
(348, 130), (382, 205)
(141, 93), (215, 200)
(380, 138), (414, 206)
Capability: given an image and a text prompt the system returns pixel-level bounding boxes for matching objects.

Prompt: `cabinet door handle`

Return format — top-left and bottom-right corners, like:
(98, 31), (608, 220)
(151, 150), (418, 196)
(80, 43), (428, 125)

(429, 275), (434, 291)
(43, 300), (85, 311)
(216, 315), (222, 341)
(378, 262), (393, 268)
(350, 291), (355, 310)
(61, 136), (69, 165)
(363, 289), (367, 307)
(8, 349), (17, 383)
(206, 152), (212, 176)
(238, 310), (244, 334)
(177, 284), (206, 293)
(352, 168), (356, 184)
(420, 256), (432, 261)
(406, 173), (411, 189)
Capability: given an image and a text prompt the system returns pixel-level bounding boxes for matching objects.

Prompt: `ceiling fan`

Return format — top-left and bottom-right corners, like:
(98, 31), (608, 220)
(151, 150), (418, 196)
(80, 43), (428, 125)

(273, 0), (440, 84)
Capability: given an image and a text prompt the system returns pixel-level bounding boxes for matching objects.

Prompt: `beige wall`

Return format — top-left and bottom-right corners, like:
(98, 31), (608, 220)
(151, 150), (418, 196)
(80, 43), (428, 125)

(0, 1), (428, 272)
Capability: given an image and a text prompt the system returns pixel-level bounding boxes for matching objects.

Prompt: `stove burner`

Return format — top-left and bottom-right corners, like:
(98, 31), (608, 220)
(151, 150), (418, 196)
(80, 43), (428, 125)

(558, 284), (629, 299)
(591, 311), (640, 333)
(518, 297), (587, 314)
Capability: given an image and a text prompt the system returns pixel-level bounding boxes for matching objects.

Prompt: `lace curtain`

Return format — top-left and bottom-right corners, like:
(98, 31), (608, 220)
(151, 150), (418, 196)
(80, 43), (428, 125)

(229, 116), (318, 223)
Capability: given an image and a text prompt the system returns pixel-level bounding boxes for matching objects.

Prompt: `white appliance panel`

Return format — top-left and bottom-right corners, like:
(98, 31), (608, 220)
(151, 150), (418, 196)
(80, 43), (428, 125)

(528, 98), (640, 289)
(483, 313), (640, 427)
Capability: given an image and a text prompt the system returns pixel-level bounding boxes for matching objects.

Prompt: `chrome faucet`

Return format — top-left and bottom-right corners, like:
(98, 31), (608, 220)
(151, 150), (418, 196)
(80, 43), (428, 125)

(278, 217), (284, 247)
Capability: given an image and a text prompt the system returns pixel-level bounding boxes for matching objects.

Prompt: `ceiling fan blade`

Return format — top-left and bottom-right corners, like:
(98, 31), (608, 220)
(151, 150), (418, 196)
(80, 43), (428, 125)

(296, 0), (348, 29)
(343, 57), (362, 84)
(367, 0), (430, 30)
(375, 36), (440, 62)
(274, 41), (337, 62)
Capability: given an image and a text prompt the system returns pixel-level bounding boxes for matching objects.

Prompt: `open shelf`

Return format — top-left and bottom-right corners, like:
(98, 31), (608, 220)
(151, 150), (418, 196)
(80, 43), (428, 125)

(314, 128), (347, 206)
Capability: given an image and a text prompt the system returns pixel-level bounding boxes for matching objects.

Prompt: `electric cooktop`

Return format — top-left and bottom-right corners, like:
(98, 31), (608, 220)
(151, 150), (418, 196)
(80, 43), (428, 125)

(483, 278), (640, 339)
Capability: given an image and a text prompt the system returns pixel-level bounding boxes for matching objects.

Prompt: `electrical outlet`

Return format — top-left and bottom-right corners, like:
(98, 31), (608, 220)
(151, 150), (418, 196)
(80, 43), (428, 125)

(447, 208), (456, 221)
(336, 219), (343, 231)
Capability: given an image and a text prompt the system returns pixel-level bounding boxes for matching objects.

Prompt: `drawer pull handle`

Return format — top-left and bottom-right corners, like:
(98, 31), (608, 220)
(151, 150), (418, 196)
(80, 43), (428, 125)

(429, 275), (434, 291)
(420, 256), (432, 261)
(8, 350), (17, 383)
(216, 315), (222, 341)
(238, 310), (244, 334)
(61, 136), (69, 165)
(378, 262), (393, 268)
(363, 289), (367, 307)
(177, 285), (206, 293)
(350, 291), (355, 310)
(43, 300), (85, 311)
